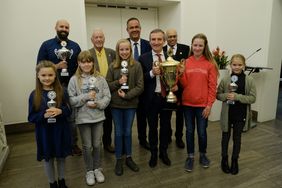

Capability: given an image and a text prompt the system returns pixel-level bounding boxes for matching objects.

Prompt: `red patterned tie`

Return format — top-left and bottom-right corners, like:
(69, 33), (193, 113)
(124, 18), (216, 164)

(156, 54), (166, 97)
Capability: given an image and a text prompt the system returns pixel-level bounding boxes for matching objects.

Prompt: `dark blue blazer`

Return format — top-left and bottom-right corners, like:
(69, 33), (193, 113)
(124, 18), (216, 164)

(127, 38), (152, 56)
(163, 43), (189, 61)
(138, 51), (168, 109)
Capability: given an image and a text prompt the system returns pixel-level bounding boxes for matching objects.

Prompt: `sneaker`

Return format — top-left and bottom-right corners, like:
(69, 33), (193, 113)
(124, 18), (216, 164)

(199, 154), (210, 168)
(72, 145), (82, 156)
(86, 170), (95, 186)
(94, 168), (105, 183)
(115, 159), (123, 176)
(126, 157), (139, 172)
(184, 157), (194, 172)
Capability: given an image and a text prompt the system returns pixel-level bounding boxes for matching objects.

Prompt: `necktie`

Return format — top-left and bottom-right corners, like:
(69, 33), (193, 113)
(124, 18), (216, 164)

(133, 42), (139, 61)
(156, 54), (166, 97)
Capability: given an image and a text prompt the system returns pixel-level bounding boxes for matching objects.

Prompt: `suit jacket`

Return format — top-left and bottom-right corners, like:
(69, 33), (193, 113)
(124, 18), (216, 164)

(127, 38), (152, 56)
(138, 51), (168, 110)
(163, 43), (190, 61)
(88, 47), (116, 73)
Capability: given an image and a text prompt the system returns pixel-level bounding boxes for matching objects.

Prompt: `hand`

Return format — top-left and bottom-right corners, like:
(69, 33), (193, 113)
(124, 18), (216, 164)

(119, 75), (127, 85)
(45, 108), (62, 118)
(202, 106), (211, 119)
(171, 84), (178, 92)
(88, 91), (96, 100)
(227, 92), (235, 100)
(87, 102), (98, 109)
(177, 59), (185, 75)
(152, 65), (161, 75)
(55, 61), (67, 69)
(117, 89), (125, 98)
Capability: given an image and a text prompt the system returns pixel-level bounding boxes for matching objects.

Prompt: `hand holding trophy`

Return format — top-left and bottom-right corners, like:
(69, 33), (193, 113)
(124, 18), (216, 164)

(120, 60), (129, 91)
(47, 91), (57, 123)
(54, 41), (73, 77)
(226, 75), (238, 105)
(87, 76), (97, 106)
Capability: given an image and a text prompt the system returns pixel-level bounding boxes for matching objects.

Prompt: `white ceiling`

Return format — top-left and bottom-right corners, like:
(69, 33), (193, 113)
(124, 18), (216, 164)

(84, 0), (179, 8)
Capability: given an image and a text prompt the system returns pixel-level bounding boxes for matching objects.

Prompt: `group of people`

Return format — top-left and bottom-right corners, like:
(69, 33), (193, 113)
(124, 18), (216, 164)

(28, 17), (256, 188)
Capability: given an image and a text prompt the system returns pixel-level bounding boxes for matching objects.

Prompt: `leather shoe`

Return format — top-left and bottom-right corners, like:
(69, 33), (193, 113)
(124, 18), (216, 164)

(176, 139), (185, 149)
(140, 141), (150, 150)
(149, 155), (157, 168)
(104, 145), (115, 153)
(159, 153), (171, 166)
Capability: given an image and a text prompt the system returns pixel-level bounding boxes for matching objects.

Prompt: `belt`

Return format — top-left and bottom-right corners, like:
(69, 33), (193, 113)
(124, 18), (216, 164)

(155, 92), (163, 97)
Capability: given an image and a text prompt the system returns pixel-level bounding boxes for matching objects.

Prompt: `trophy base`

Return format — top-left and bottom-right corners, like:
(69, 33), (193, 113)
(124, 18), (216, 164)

(48, 118), (56, 123)
(121, 85), (129, 90)
(61, 72), (69, 77)
(166, 91), (177, 103)
(87, 101), (96, 105)
(226, 100), (235, 105)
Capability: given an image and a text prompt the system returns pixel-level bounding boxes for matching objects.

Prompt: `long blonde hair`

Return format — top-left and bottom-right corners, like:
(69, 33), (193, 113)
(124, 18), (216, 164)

(33, 60), (63, 111)
(75, 50), (100, 88)
(113, 39), (135, 69)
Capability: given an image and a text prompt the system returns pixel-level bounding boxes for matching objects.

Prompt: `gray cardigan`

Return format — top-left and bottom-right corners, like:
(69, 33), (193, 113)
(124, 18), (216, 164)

(216, 74), (256, 132)
(68, 74), (111, 125)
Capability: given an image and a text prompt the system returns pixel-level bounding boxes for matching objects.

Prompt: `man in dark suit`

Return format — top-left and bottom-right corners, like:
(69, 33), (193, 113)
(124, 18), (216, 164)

(163, 28), (190, 149)
(89, 29), (116, 153)
(139, 29), (172, 168)
(126, 17), (151, 150)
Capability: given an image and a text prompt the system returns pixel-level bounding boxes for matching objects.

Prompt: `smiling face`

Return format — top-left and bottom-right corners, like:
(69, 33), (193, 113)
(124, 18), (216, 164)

(191, 38), (205, 58)
(119, 42), (131, 60)
(37, 67), (56, 90)
(230, 57), (245, 74)
(166, 29), (178, 47)
(78, 60), (94, 74)
(150, 31), (165, 53)
(91, 30), (105, 51)
(127, 19), (141, 42)
(55, 20), (69, 41)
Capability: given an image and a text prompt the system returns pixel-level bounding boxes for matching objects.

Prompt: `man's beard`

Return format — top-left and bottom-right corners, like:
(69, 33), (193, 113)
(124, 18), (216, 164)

(57, 30), (69, 41)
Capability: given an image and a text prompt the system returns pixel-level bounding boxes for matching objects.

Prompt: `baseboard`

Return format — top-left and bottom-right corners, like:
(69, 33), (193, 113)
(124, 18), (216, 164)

(0, 146), (10, 173)
(5, 122), (35, 134)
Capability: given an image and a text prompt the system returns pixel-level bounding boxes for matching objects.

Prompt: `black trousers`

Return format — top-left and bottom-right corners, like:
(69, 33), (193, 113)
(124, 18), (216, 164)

(167, 105), (184, 141)
(147, 94), (171, 156)
(102, 106), (113, 147)
(136, 99), (148, 144)
(221, 120), (245, 159)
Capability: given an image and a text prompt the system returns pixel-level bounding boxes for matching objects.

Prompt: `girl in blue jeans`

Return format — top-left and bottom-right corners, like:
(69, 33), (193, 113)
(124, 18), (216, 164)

(106, 39), (144, 176)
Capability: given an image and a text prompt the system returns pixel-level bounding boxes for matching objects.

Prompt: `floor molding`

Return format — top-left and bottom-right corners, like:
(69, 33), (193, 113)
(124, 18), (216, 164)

(5, 122), (34, 134)
(0, 146), (9, 173)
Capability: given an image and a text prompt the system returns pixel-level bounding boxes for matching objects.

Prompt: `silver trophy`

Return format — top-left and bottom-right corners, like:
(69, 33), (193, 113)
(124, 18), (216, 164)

(226, 75), (238, 105)
(87, 76), (97, 105)
(54, 41), (73, 77)
(47, 91), (57, 123)
(120, 60), (129, 91)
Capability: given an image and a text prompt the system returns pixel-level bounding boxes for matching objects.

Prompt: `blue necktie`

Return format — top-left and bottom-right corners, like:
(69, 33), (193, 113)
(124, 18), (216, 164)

(134, 42), (139, 61)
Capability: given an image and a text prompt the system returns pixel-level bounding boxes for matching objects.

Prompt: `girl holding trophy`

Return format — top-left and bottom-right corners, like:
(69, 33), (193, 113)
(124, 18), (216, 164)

(68, 51), (111, 186)
(217, 54), (256, 175)
(28, 61), (72, 188)
(106, 39), (144, 176)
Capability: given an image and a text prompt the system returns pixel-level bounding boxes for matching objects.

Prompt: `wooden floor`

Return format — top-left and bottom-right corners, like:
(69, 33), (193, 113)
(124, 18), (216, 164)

(1, 118), (282, 188)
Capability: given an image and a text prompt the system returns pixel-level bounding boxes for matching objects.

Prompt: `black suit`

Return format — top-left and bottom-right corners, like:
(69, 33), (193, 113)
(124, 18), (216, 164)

(163, 43), (189, 142)
(128, 38), (151, 145)
(139, 51), (171, 156)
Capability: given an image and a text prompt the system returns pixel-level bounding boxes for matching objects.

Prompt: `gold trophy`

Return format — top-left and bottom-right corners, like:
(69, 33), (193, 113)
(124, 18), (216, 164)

(159, 56), (180, 103)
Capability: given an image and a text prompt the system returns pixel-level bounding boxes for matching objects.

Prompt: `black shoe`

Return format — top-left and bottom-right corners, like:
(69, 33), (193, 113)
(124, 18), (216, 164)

(104, 145), (115, 153)
(199, 153), (210, 168)
(115, 159), (123, 176)
(221, 156), (230, 174)
(140, 141), (150, 150)
(58, 179), (68, 188)
(49, 181), (58, 188)
(126, 157), (139, 172)
(176, 139), (185, 149)
(230, 158), (239, 175)
(149, 155), (157, 168)
(159, 153), (171, 166)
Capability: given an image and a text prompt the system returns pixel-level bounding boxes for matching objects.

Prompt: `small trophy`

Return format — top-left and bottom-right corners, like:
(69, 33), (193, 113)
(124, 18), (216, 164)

(47, 91), (56, 123)
(159, 57), (180, 103)
(120, 60), (129, 91)
(54, 41), (73, 77)
(226, 75), (238, 105)
(87, 76), (97, 105)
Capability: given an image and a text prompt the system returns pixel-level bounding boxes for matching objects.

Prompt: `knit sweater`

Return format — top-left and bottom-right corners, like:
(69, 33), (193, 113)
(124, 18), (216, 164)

(179, 55), (217, 107)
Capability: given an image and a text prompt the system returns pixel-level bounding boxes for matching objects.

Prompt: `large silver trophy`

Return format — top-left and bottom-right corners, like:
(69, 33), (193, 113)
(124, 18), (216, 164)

(159, 56), (180, 103)
(47, 91), (57, 123)
(120, 60), (129, 91)
(54, 41), (73, 77)
(226, 75), (238, 105)
(87, 76), (97, 105)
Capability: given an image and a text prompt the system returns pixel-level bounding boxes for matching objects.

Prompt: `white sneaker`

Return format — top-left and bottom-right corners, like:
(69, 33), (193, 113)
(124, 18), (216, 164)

(86, 170), (95, 185)
(94, 168), (105, 183)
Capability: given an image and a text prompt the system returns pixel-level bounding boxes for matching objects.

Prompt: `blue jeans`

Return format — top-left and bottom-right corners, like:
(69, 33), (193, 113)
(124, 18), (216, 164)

(111, 108), (136, 159)
(183, 106), (208, 155)
(78, 122), (103, 171)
